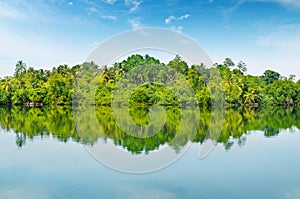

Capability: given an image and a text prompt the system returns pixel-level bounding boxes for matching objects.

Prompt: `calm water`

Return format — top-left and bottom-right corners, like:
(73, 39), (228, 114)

(0, 106), (300, 199)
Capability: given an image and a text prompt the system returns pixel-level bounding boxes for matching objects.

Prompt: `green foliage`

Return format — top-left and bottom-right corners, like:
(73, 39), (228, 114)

(223, 58), (235, 68)
(0, 61), (77, 106)
(237, 61), (247, 74)
(0, 56), (299, 107)
(263, 70), (281, 85)
(167, 55), (189, 76)
(0, 89), (10, 105)
(263, 79), (299, 106)
(129, 84), (178, 106)
(14, 60), (27, 78)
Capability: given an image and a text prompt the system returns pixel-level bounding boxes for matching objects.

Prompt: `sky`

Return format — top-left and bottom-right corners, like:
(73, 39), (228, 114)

(1, 0), (300, 78)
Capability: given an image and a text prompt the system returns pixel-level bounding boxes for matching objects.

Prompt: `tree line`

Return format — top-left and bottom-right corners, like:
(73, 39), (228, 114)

(0, 55), (299, 106)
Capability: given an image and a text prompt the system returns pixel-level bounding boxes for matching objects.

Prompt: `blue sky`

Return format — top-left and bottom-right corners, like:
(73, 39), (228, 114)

(1, 0), (300, 78)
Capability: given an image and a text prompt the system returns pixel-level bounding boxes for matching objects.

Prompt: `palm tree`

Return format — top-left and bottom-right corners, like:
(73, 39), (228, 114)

(244, 88), (261, 104)
(14, 60), (27, 78)
(1, 77), (13, 92)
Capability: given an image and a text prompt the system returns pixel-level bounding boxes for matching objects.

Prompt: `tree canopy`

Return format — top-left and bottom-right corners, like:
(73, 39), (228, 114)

(0, 55), (299, 107)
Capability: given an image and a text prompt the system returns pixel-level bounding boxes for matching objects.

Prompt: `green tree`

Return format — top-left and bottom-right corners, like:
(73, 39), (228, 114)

(263, 70), (280, 85)
(14, 60), (27, 78)
(167, 55), (189, 76)
(223, 58), (235, 68)
(237, 61), (247, 74)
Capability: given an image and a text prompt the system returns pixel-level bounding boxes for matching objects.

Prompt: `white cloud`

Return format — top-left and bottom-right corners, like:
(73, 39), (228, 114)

(165, 14), (190, 33)
(128, 17), (142, 29)
(86, 6), (100, 14)
(179, 14), (190, 20)
(171, 26), (184, 33)
(165, 16), (175, 25)
(104, 0), (117, 4)
(165, 14), (190, 25)
(68, 1), (74, 6)
(125, 0), (142, 12)
(86, 6), (117, 21)
(102, 15), (117, 20)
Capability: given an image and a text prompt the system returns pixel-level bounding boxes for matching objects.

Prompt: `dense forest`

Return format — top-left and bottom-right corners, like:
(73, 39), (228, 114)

(0, 54), (299, 106)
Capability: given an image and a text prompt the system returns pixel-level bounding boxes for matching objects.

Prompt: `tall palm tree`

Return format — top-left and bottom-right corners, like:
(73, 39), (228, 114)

(14, 60), (27, 78)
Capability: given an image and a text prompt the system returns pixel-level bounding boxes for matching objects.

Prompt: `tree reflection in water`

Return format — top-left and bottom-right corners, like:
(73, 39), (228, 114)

(0, 106), (299, 153)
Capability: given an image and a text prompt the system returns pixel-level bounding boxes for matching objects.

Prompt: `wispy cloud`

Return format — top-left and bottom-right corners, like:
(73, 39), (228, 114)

(0, 1), (43, 21)
(260, 0), (300, 8)
(220, 0), (245, 22)
(102, 15), (117, 20)
(103, 0), (117, 4)
(86, 6), (99, 13)
(165, 16), (175, 25)
(0, 4), (25, 20)
(128, 17), (143, 29)
(179, 14), (190, 20)
(257, 24), (300, 50)
(223, 0), (300, 18)
(0, 1), (69, 23)
(221, 0), (300, 24)
(171, 26), (184, 33)
(86, 6), (117, 21)
(165, 14), (190, 33)
(125, 0), (142, 12)
(165, 14), (190, 25)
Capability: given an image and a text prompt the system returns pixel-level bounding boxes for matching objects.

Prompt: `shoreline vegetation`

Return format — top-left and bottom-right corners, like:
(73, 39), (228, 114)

(0, 54), (299, 107)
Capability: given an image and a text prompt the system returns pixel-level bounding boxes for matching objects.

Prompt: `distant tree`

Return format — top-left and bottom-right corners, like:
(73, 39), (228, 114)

(263, 70), (280, 85)
(237, 61), (247, 74)
(289, 74), (296, 82)
(14, 60), (27, 78)
(223, 58), (235, 68)
(167, 55), (189, 76)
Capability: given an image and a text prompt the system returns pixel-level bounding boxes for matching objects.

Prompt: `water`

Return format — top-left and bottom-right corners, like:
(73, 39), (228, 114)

(0, 106), (300, 198)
